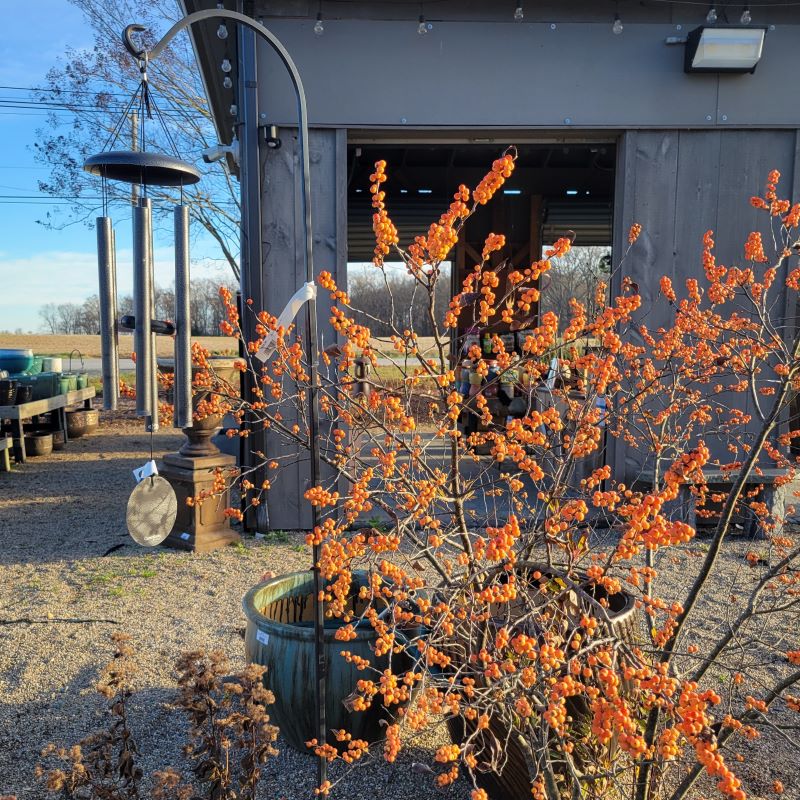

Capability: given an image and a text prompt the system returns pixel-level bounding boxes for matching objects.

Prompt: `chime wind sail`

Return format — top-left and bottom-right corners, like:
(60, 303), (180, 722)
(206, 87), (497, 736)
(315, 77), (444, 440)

(82, 59), (200, 433)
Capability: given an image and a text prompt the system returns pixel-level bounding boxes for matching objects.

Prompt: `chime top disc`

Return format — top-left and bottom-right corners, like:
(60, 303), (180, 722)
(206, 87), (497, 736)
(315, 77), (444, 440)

(83, 150), (201, 187)
(126, 475), (178, 547)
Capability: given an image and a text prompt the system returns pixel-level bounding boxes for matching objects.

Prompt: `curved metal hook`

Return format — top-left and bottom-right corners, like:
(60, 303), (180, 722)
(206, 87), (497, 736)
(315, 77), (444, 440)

(123, 24), (147, 59)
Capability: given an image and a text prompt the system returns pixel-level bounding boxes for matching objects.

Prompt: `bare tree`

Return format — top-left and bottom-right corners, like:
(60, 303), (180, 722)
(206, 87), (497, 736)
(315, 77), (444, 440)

(33, 0), (241, 280)
(38, 279), (237, 335)
(38, 304), (60, 334)
(539, 245), (611, 328)
(79, 295), (101, 334)
(348, 264), (452, 337)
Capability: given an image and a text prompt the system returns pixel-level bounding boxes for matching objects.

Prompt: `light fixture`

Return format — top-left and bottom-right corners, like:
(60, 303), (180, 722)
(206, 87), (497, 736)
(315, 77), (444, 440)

(706, 5), (718, 23)
(418, 13), (430, 34)
(313, 11), (324, 35)
(264, 125), (281, 149)
(216, 23), (228, 39)
(220, 58), (232, 73)
(612, 13), (624, 35)
(514, 3), (524, 22)
(684, 25), (766, 73)
(741, 6), (752, 25)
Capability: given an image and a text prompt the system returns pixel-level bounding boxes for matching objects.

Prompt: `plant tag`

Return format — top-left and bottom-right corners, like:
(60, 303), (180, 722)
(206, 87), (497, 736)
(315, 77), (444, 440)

(256, 281), (317, 362)
(132, 459), (158, 483)
(256, 630), (270, 646)
(180, 532), (191, 541)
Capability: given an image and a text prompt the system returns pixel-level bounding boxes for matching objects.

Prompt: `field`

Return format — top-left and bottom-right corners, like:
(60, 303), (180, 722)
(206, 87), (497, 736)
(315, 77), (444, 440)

(0, 334), (446, 360)
(0, 334), (236, 359)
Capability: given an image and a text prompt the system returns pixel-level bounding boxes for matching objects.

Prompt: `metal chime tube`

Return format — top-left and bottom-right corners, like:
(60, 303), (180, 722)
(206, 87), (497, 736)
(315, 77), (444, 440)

(174, 204), (193, 429)
(96, 217), (119, 411)
(111, 227), (120, 406)
(133, 197), (153, 419)
(148, 201), (160, 433)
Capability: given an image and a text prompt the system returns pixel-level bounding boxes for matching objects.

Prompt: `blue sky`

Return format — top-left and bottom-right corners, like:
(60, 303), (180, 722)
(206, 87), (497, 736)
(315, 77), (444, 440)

(0, 1), (232, 332)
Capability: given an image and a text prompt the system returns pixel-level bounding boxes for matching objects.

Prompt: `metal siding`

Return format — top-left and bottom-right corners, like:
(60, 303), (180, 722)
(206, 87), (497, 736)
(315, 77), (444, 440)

(715, 29), (800, 127)
(254, 19), (800, 130)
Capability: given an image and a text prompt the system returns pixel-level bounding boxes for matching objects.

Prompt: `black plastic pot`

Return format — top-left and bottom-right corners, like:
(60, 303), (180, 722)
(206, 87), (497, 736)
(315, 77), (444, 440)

(15, 385), (33, 404)
(0, 379), (18, 405)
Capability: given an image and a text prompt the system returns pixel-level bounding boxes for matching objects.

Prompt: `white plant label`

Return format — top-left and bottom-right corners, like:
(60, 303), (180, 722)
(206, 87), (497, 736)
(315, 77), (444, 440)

(255, 281), (317, 362)
(180, 532), (191, 541)
(256, 630), (270, 646)
(132, 459), (159, 483)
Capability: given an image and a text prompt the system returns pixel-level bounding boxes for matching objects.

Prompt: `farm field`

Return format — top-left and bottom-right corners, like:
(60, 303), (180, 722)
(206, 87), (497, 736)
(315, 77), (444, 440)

(0, 334), (444, 360)
(0, 334), (236, 359)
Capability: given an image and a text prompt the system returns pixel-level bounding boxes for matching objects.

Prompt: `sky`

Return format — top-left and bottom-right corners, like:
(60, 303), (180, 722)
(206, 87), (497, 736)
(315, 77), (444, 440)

(0, 0), (234, 332)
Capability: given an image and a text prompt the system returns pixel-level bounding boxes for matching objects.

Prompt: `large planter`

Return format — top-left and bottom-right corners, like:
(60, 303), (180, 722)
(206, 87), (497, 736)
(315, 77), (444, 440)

(0, 348), (33, 374)
(438, 566), (639, 800)
(66, 409), (99, 438)
(243, 570), (414, 752)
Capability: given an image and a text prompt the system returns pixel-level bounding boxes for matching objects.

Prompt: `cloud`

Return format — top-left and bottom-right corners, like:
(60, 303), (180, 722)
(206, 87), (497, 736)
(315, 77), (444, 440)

(0, 248), (235, 332)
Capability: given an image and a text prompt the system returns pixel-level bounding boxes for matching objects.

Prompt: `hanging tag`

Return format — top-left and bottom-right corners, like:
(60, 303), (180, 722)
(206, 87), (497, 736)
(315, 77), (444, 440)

(132, 459), (159, 483)
(255, 281), (317, 362)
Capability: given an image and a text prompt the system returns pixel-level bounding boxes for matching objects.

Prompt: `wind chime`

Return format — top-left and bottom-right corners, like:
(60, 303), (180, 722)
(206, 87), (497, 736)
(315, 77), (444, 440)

(83, 48), (200, 547)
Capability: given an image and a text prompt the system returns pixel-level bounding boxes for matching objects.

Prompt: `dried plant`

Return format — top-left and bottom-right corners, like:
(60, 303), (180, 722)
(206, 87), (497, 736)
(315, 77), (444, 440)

(38, 637), (278, 800)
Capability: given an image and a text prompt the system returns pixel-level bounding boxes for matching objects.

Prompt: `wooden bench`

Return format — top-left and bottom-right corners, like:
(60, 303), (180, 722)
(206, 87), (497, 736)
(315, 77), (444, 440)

(0, 435), (11, 472)
(0, 386), (96, 464)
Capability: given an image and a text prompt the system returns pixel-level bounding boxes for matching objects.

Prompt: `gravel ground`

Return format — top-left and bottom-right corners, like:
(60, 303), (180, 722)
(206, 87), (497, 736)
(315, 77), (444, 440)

(0, 407), (797, 800)
(0, 410), (455, 800)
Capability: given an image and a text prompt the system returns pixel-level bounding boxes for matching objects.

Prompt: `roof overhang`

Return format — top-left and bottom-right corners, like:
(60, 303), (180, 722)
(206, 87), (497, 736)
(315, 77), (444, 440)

(178, 0), (238, 160)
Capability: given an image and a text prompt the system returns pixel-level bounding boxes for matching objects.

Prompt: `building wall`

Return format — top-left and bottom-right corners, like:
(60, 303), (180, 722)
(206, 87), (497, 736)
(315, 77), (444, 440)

(240, 2), (800, 522)
(610, 129), (800, 481)
(253, 14), (800, 130)
(261, 128), (348, 529)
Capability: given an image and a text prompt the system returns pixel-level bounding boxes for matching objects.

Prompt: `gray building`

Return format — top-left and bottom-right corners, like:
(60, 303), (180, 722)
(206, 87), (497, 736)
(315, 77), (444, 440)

(181, 0), (800, 529)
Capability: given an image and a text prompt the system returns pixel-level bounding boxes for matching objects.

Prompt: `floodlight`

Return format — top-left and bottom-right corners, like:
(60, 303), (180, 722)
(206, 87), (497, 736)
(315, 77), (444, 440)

(685, 25), (766, 73)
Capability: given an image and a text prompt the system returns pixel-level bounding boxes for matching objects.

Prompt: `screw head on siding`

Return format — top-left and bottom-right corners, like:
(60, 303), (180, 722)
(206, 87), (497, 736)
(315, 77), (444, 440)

(564, 117), (572, 125)
(550, 23), (557, 30)
(721, 114), (728, 121)
(676, 24), (682, 30)
(400, 117), (408, 124)
(706, 115), (713, 121)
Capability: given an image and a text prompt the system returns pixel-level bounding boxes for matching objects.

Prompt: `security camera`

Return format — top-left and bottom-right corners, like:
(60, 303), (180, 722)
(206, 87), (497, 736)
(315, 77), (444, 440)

(202, 138), (240, 166)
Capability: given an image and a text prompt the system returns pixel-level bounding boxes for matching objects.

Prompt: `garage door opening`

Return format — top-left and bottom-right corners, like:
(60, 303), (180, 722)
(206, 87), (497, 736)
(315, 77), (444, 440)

(345, 141), (616, 346)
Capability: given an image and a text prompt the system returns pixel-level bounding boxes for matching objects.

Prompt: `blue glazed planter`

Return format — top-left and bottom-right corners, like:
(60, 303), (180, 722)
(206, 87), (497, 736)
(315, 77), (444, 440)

(243, 570), (418, 752)
(0, 349), (33, 374)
